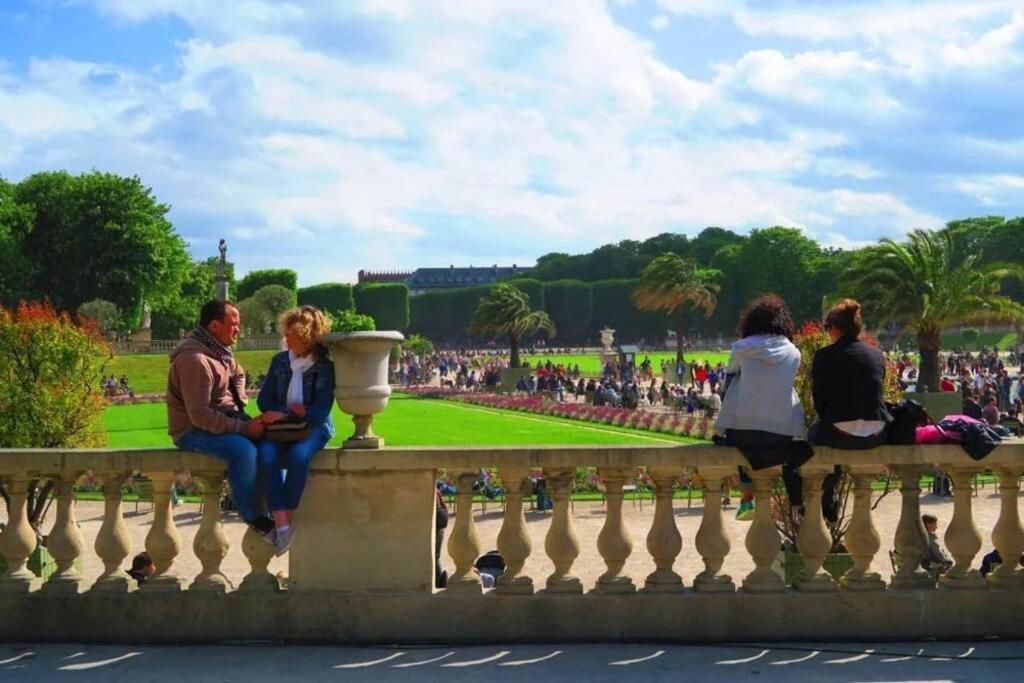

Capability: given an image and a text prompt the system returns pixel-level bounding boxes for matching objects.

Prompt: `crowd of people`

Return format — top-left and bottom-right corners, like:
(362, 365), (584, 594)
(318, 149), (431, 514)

(100, 374), (134, 398)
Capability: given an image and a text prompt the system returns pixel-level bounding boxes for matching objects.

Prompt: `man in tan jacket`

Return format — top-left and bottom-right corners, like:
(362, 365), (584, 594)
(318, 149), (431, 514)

(168, 300), (273, 540)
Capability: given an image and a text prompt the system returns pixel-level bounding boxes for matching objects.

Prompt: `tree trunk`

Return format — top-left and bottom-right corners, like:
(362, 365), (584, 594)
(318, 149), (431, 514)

(509, 335), (521, 369)
(917, 328), (941, 393)
(675, 312), (686, 363)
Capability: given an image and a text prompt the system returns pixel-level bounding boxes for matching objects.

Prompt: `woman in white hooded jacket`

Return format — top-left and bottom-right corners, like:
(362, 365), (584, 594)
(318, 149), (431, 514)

(715, 296), (811, 518)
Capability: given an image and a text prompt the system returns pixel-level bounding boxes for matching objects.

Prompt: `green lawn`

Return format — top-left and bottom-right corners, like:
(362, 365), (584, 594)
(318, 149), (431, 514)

(519, 351), (730, 375)
(103, 394), (702, 448)
(107, 349), (730, 394)
(108, 350), (277, 394)
(938, 329), (1017, 351)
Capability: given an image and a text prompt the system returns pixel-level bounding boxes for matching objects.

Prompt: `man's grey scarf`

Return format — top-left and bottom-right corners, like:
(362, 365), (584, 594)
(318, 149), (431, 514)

(191, 325), (234, 364)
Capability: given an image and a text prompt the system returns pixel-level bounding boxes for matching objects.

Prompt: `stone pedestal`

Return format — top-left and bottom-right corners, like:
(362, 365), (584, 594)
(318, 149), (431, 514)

(288, 467), (436, 593)
(129, 329), (152, 343)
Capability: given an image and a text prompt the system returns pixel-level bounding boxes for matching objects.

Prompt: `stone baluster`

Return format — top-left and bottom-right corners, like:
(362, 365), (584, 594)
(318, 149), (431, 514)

(795, 465), (838, 592)
(595, 468), (635, 594)
(742, 468), (784, 593)
(840, 468), (885, 591)
(939, 467), (986, 589)
(190, 472), (231, 593)
(544, 469), (582, 593)
(0, 473), (41, 594)
(447, 472), (483, 593)
(239, 526), (278, 593)
(92, 472), (133, 593)
(989, 466), (1024, 587)
(142, 472), (183, 592)
(890, 465), (935, 590)
(41, 472), (85, 594)
(644, 469), (683, 593)
(693, 466), (734, 592)
(496, 468), (533, 594)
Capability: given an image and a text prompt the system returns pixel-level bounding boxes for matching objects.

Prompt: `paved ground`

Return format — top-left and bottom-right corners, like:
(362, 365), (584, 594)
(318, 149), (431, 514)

(1, 641), (1021, 681)
(70, 486), (1007, 590)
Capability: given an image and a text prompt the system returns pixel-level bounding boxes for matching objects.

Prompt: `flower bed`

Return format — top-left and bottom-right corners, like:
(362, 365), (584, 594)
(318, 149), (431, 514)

(409, 390), (713, 440)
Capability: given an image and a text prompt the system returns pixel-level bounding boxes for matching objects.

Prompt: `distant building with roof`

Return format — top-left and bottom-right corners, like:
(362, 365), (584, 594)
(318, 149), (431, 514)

(358, 264), (532, 296)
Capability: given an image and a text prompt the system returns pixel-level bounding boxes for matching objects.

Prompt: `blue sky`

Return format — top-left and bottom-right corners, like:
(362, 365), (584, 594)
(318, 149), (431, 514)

(1, 0), (1023, 285)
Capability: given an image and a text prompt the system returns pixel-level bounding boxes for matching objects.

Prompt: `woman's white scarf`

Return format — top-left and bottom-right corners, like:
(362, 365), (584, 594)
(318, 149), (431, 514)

(287, 351), (315, 407)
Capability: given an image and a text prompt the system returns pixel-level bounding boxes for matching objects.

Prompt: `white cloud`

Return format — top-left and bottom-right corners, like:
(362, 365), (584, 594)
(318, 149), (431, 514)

(956, 175), (1024, 206)
(716, 49), (904, 115)
(2, 0), (997, 282)
(650, 15), (669, 30)
(942, 10), (1024, 67)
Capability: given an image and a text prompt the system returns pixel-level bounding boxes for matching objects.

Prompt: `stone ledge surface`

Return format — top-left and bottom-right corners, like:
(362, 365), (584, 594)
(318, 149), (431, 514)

(1, 440), (1022, 475)
(2, 590), (1021, 644)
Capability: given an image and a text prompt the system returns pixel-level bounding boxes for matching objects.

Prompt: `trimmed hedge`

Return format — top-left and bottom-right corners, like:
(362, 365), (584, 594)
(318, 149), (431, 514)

(298, 283), (354, 316)
(354, 282), (410, 331)
(543, 280), (593, 344)
(506, 277), (544, 311)
(236, 269), (298, 300)
(591, 279), (667, 342)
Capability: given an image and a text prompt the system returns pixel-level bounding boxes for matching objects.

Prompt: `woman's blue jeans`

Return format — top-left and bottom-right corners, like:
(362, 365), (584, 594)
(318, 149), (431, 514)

(257, 426), (331, 512)
(175, 429), (260, 522)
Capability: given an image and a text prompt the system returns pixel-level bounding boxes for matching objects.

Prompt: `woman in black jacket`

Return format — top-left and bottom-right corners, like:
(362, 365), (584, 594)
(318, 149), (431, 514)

(809, 299), (891, 448)
(802, 299), (892, 522)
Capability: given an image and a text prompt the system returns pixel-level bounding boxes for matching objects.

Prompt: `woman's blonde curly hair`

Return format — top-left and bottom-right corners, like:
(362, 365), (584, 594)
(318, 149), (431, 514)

(278, 305), (332, 347)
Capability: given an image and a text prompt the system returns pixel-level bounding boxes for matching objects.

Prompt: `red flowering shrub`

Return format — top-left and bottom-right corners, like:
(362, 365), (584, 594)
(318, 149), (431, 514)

(0, 301), (111, 448)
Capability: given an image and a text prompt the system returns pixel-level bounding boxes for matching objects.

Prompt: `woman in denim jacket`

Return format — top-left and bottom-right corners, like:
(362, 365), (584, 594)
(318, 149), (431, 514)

(256, 305), (335, 556)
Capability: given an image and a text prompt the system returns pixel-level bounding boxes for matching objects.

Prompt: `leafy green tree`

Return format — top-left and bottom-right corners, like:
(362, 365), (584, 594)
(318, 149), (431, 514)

(0, 178), (34, 305)
(236, 268), (298, 300)
(236, 297), (270, 336)
(633, 253), (720, 361)
(841, 229), (1024, 390)
(14, 171), (191, 328)
(469, 283), (556, 368)
(150, 257), (229, 338)
(77, 299), (120, 338)
(689, 226), (745, 266)
(253, 284), (297, 329)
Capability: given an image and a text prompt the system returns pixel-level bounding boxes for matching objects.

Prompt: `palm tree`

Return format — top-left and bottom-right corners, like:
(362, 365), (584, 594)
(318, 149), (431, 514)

(469, 283), (556, 368)
(842, 229), (1024, 391)
(632, 253), (720, 362)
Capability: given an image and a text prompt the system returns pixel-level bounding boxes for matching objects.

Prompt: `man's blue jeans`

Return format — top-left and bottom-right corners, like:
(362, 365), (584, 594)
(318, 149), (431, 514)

(257, 426), (331, 511)
(176, 429), (261, 522)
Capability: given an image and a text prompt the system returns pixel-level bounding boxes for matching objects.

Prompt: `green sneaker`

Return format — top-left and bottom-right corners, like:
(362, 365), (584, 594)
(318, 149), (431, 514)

(736, 500), (755, 521)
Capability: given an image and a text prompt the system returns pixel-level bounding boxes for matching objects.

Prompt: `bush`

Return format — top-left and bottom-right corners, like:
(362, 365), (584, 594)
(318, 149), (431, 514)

(298, 283), (354, 316)
(330, 309), (376, 334)
(0, 301), (110, 448)
(236, 269), (298, 300)
(961, 328), (980, 342)
(543, 280), (593, 343)
(253, 284), (297, 322)
(354, 283), (409, 331)
(77, 299), (120, 338)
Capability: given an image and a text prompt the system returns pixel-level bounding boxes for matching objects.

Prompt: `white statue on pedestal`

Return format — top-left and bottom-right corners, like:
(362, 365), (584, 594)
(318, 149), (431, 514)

(600, 327), (615, 351)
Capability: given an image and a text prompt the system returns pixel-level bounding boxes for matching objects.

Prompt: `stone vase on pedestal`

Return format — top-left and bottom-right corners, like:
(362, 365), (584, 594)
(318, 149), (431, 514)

(323, 331), (404, 449)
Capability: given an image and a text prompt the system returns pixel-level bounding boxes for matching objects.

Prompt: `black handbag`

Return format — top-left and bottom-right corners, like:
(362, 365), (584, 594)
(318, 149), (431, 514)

(264, 420), (311, 443)
(886, 399), (929, 445)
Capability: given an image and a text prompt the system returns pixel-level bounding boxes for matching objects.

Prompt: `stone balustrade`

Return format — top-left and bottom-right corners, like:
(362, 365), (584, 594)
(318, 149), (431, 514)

(0, 442), (1022, 643)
